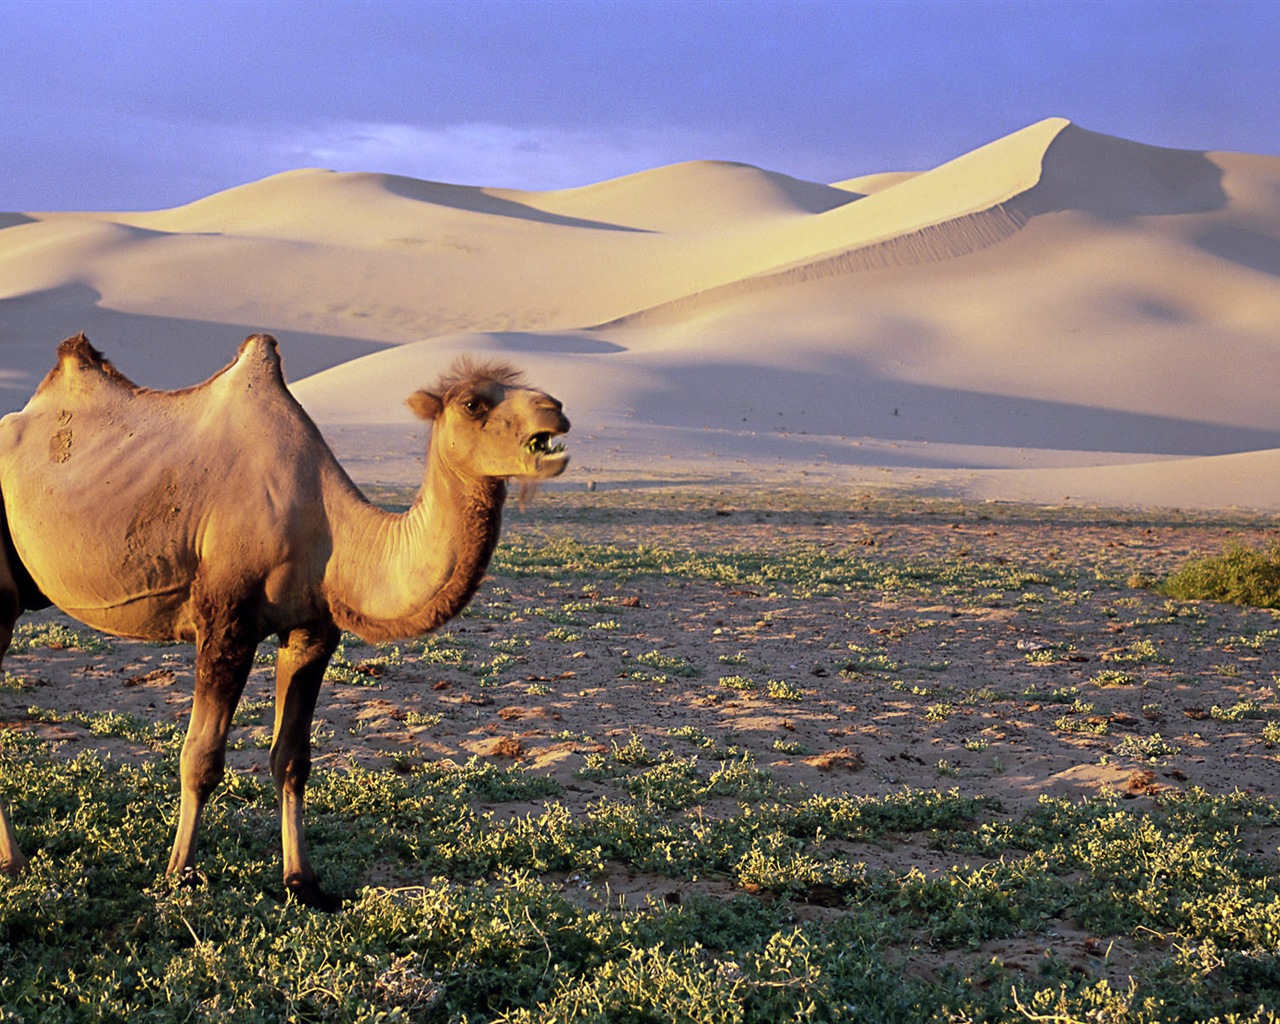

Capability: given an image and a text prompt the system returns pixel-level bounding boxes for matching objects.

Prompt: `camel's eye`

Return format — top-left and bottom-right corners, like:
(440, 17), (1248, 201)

(461, 395), (489, 418)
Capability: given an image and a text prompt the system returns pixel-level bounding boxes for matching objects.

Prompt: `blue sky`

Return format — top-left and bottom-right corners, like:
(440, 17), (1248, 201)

(2, 0), (1276, 210)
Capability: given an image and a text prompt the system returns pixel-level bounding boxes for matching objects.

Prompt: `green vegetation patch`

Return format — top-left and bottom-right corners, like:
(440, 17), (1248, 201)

(10, 621), (114, 655)
(3, 736), (1279, 1022)
(494, 537), (1059, 603)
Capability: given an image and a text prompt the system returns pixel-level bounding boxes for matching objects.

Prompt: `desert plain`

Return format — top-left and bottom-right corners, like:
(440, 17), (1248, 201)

(2, 118), (1280, 1017)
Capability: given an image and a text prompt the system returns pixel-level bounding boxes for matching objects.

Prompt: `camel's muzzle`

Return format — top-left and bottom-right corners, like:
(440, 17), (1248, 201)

(524, 414), (570, 476)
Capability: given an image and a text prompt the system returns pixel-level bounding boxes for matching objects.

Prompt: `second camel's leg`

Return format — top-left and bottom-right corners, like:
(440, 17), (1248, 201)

(271, 623), (340, 910)
(165, 611), (257, 884)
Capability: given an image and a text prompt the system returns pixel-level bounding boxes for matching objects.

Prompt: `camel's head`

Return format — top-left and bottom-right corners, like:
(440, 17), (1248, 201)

(407, 358), (570, 481)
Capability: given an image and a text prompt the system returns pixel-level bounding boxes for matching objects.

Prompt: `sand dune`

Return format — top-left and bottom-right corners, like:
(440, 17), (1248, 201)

(2, 117), (1279, 510)
(511, 160), (862, 231)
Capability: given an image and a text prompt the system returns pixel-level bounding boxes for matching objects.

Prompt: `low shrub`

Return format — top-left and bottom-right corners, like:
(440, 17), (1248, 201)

(1161, 542), (1280, 609)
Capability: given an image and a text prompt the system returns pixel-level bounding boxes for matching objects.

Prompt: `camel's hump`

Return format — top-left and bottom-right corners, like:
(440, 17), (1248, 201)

(39, 333), (139, 394)
(237, 332), (281, 363)
(221, 333), (286, 389)
(35, 332), (287, 402)
(56, 332), (106, 367)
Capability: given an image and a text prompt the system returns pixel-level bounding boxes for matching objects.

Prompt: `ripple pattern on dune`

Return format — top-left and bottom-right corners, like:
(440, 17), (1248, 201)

(602, 203), (1031, 327)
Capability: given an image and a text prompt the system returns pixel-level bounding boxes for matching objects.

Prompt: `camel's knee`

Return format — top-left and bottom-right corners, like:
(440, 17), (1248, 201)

(180, 743), (227, 802)
(184, 767), (225, 804)
(270, 745), (310, 795)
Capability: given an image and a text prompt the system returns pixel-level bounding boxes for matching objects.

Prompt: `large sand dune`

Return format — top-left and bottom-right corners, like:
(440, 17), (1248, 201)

(2, 117), (1278, 510)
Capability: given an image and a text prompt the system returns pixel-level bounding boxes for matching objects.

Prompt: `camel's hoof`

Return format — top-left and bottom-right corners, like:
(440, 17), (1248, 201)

(1, 853), (29, 878)
(167, 866), (207, 892)
(285, 874), (341, 912)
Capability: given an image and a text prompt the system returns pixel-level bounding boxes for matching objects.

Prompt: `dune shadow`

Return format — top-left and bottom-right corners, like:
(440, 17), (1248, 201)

(627, 358), (1280, 461)
(0, 282), (390, 413)
(1195, 225), (1280, 278)
(1017, 124), (1227, 219)
(380, 175), (652, 233)
(0, 213), (35, 231)
(764, 172), (863, 215)
(475, 331), (626, 355)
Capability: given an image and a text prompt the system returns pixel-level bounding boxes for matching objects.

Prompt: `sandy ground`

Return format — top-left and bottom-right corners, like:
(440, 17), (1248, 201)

(4, 488), (1278, 854)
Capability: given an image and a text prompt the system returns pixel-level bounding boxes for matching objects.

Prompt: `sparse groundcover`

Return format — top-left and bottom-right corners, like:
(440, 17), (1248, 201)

(3, 490), (1280, 1021)
(10, 621), (115, 655)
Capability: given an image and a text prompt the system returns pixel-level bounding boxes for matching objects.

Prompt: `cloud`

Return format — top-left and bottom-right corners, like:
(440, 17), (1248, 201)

(267, 121), (716, 191)
(2, 112), (739, 211)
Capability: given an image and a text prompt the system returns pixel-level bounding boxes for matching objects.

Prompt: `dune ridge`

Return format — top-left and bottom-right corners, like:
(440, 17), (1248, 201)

(602, 203), (1032, 328)
(602, 118), (1234, 329)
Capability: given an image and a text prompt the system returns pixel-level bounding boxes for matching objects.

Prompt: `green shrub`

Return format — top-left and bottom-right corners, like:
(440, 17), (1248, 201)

(1161, 542), (1280, 608)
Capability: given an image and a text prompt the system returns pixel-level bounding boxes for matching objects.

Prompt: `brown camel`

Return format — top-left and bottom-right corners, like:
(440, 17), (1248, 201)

(0, 333), (569, 908)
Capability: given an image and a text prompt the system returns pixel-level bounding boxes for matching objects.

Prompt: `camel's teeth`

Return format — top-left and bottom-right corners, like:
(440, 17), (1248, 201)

(527, 432), (561, 455)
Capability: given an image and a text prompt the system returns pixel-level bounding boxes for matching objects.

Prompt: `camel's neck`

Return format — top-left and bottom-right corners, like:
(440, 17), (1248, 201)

(321, 447), (506, 643)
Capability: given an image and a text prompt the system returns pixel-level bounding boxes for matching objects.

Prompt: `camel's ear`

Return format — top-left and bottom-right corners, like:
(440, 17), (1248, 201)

(406, 390), (443, 420)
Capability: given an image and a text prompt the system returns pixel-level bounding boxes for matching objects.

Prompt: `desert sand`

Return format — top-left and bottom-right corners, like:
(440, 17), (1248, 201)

(1, 116), (1278, 510)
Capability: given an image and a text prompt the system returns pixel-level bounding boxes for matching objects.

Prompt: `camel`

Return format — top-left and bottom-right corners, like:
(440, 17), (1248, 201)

(0, 333), (569, 909)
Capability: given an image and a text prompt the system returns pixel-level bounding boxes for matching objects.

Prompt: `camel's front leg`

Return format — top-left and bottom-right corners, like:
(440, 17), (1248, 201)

(271, 623), (340, 910)
(165, 614), (256, 885)
(0, 801), (26, 877)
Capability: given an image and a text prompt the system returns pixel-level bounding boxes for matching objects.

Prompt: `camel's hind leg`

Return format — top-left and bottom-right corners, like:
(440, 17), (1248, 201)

(0, 561), (28, 876)
(0, 660), (26, 875)
(165, 605), (257, 885)
(0, 694), (25, 871)
(271, 623), (340, 910)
